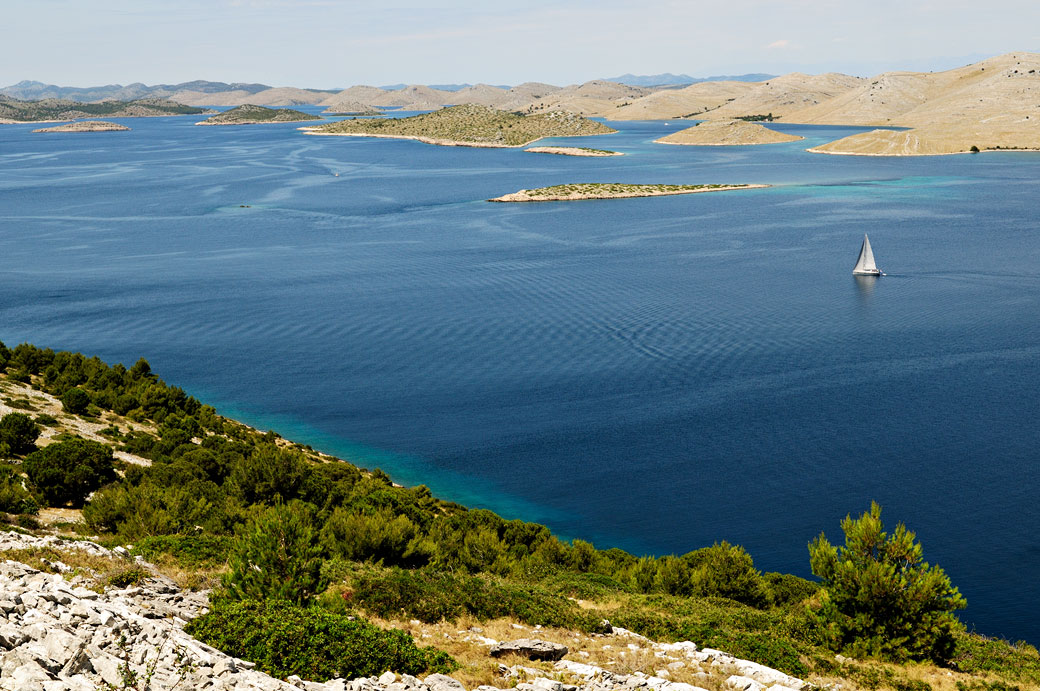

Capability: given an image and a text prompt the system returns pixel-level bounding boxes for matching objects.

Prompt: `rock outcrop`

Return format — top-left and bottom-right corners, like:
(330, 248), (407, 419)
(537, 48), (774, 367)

(489, 639), (569, 662)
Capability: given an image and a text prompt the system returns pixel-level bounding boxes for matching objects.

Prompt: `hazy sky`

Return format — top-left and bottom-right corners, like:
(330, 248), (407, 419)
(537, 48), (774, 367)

(8, 0), (1040, 88)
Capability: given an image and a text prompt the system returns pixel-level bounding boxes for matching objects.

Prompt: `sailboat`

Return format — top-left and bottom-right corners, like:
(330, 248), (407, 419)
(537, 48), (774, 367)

(852, 233), (884, 276)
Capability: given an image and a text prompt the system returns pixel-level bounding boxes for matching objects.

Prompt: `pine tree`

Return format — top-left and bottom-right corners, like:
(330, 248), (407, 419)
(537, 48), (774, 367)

(222, 502), (326, 605)
(809, 501), (966, 662)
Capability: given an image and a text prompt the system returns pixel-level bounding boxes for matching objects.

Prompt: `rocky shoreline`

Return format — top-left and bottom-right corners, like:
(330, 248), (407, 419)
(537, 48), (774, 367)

(0, 530), (807, 691)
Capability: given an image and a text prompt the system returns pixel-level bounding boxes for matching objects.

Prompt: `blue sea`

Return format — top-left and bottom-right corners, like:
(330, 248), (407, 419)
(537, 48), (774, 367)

(2, 109), (1038, 643)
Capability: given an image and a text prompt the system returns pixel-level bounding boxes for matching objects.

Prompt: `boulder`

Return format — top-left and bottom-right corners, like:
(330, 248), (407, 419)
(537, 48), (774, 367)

(425, 673), (467, 691)
(489, 639), (568, 662)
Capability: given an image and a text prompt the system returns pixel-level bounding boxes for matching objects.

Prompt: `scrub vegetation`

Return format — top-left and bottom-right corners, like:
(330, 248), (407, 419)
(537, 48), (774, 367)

(0, 95), (207, 122)
(309, 104), (615, 146)
(0, 340), (1037, 690)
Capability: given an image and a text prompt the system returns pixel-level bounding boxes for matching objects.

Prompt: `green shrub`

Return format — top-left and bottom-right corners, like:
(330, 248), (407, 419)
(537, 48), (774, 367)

(0, 464), (38, 515)
(221, 502), (326, 605)
(229, 445), (308, 505)
(61, 387), (91, 414)
(685, 542), (770, 607)
(321, 507), (420, 566)
(23, 437), (117, 507)
(950, 632), (1040, 679)
(957, 681), (1022, 691)
(107, 566), (151, 588)
(185, 599), (457, 681)
(0, 412), (41, 456)
(350, 567), (601, 631)
(809, 502), (966, 662)
(764, 572), (820, 607)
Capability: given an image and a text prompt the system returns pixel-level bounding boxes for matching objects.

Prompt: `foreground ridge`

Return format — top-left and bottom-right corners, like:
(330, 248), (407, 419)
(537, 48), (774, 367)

(0, 531), (807, 691)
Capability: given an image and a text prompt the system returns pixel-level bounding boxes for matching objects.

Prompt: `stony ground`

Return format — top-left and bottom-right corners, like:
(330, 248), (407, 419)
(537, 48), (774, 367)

(0, 530), (810, 691)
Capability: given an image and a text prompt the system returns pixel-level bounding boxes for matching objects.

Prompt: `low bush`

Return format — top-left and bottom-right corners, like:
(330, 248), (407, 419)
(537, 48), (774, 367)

(0, 412), (41, 456)
(23, 437), (117, 507)
(350, 567), (602, 631)
(0, 464), (38, 515)
(185, 599), (457, 681)
(950, 633), (1040, 679)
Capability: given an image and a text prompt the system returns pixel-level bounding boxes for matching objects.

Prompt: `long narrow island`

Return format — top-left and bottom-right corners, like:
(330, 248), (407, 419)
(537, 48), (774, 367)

(489, 182), (767, 202)
(303, 103), (616, 147)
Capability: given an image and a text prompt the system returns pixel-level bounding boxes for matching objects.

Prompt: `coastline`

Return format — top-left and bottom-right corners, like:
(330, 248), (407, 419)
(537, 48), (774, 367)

(300, 129), (538, 148)
(197, 118), (322, 126)
(489, 183), (768, 202)
(806, 146), (1040, 156)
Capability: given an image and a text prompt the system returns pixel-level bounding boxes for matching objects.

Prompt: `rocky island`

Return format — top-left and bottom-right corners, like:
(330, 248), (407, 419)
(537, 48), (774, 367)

(524, 146), (622, 156)
(656, 119), (803, 146)
(489, 182), (766, 202)
(195, 104), (321, 125)
(0, 95), (209, 123)
(303, 104), (616, 147)
(322, 101), (382, 116)
(31, 120), (130, 133)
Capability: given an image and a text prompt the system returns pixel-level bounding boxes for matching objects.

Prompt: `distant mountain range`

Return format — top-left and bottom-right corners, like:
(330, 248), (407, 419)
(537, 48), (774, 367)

(378, 83), (511, 92)
(0, 80), (338, 103)
(601, 73), (777, 86)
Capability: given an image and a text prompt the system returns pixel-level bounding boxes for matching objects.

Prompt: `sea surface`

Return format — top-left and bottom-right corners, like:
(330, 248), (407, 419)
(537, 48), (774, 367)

(2, 109), (1038, 643)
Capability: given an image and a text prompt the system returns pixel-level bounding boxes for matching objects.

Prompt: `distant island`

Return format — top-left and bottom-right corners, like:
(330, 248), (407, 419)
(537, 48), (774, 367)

(31, 120), (130, 133)
(0, 95), (210, 123)
(303, 104), (616, 147)
(321, 102), (382, 116)
(196, 104), (321, 126)
(524, 146), (622, 157)
(489, 182), (766, 202)
(656, 120), (804, 146)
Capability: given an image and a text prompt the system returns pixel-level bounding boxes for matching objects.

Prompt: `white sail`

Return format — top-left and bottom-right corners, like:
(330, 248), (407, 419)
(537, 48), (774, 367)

(852, 233), (880, 275)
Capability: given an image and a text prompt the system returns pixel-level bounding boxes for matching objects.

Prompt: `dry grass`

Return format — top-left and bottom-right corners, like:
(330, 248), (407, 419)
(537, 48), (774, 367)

(2, 545), (130, 586)
(142, 552), (227, 592)
(366, 616), (734, 690)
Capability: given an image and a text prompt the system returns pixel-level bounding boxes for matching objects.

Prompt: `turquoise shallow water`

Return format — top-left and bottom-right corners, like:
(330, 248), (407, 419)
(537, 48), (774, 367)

(1, 110), (1039, 642)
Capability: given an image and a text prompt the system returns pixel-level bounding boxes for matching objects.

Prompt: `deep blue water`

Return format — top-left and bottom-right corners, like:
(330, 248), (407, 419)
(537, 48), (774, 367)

(2, 109), (1039, 643)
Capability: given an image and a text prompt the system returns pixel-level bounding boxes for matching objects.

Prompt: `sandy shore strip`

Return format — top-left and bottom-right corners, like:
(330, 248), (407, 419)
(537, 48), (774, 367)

(524, 146), (623, 157)
(489, 183), (768, 202)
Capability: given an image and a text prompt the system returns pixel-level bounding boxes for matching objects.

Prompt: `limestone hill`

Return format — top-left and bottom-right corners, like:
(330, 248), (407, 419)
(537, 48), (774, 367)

(610, 81), (758, 120)
(798, 52), (1040, 154)
(172, 86), (330, 107)
(521, 80), (655, 117)
(656, 120), (804, 146)
(305, 104), (615, 147)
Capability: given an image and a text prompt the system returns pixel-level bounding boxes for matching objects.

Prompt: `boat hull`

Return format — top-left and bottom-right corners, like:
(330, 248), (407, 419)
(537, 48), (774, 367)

(852, 269), (882, 276)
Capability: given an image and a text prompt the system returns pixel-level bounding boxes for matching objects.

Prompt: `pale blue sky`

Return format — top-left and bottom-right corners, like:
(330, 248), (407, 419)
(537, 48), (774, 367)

(7, 0), (1039, 88)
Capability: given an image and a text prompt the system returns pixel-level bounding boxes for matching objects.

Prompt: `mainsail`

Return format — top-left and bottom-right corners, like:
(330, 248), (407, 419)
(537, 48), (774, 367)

(852, 233), (880, 275)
